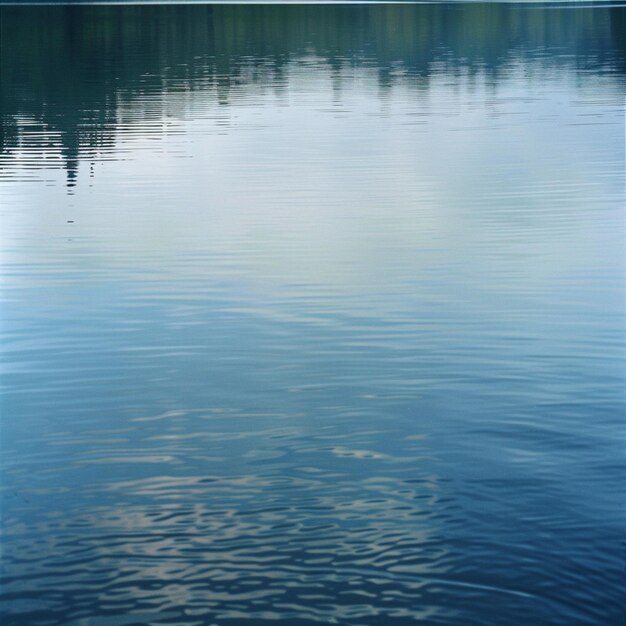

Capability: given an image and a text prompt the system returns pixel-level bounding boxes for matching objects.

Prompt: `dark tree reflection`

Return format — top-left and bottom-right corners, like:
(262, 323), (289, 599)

(1, 3), (624, 183)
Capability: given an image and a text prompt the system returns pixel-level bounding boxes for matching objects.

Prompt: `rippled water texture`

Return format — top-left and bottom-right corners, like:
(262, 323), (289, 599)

(1, 4), (625, 625)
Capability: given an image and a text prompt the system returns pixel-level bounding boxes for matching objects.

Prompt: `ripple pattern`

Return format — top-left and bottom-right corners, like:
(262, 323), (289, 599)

(1, 4), (625, 625)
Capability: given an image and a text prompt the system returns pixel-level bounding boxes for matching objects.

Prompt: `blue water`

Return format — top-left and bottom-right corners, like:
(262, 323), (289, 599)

(1, 4), (624, 625)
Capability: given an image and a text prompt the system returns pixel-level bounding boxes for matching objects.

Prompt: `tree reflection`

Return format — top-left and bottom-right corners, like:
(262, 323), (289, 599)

(1, 3), (624, 184)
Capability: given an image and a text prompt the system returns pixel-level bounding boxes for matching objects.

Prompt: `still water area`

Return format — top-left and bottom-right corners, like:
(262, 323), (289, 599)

(1, 4), (625, 625)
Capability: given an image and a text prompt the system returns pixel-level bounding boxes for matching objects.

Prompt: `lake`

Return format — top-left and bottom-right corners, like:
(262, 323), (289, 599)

(1, 3), (624, 625)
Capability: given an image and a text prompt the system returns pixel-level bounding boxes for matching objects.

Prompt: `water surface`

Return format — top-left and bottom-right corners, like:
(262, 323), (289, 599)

(1, 4), (625, 625)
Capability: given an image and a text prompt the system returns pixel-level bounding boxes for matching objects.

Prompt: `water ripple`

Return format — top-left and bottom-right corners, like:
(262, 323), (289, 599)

(1, 3), (624, 626)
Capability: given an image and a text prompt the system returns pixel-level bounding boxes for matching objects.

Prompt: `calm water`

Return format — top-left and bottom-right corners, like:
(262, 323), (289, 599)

(1, 4), (625, 625)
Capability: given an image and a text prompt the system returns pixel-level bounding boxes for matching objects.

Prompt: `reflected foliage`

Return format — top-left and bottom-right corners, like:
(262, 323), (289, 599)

(1, 3), (625, 181)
